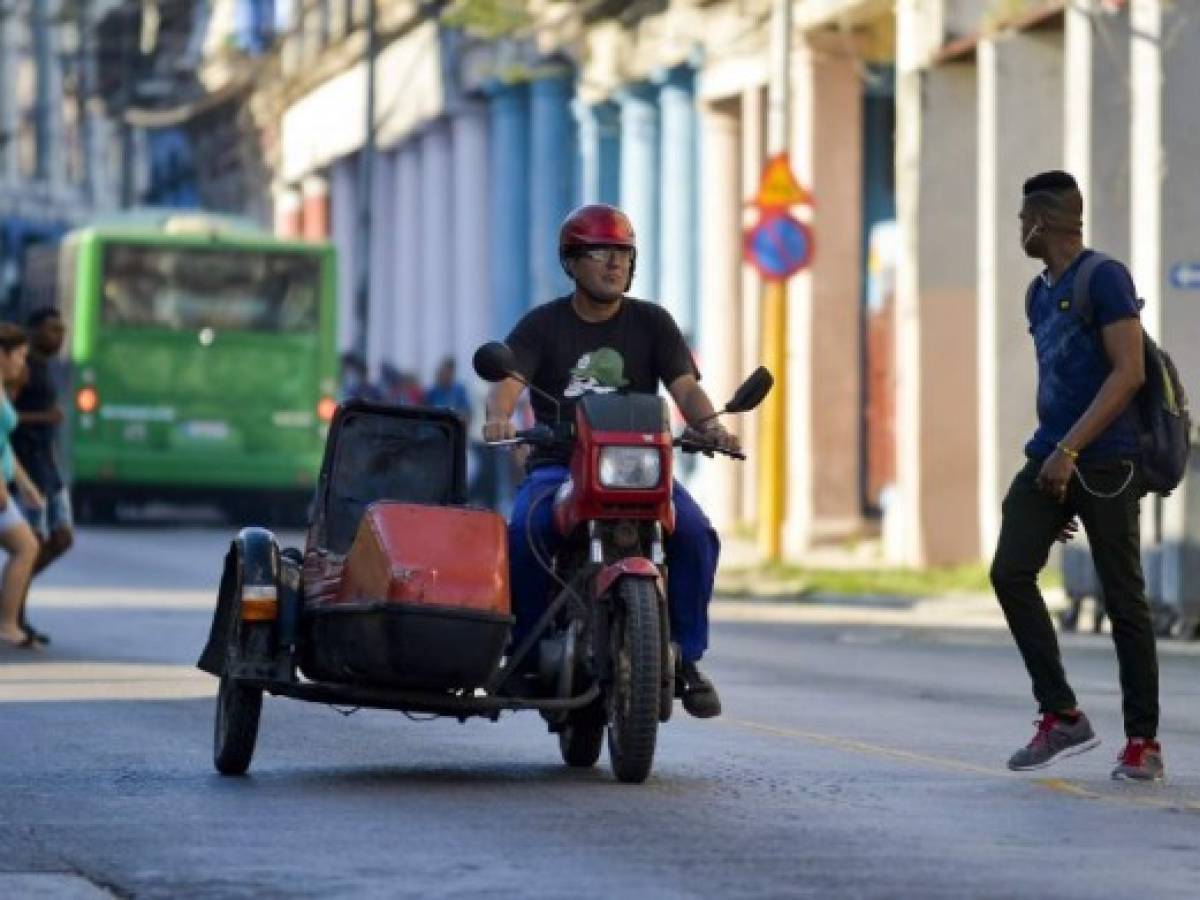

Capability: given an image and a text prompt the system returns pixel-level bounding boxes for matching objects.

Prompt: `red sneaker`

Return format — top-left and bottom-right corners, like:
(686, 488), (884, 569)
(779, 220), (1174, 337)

(1111, 738), (1165, 781)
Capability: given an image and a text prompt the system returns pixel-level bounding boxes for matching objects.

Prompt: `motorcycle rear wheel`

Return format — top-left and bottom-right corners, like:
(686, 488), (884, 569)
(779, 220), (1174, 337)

(559, 699), (605, 768)
(606, 577), (662, 784)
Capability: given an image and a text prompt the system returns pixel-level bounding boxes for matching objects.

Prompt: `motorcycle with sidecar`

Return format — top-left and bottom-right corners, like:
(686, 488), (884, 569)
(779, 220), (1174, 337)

(198, 342), (771, 783)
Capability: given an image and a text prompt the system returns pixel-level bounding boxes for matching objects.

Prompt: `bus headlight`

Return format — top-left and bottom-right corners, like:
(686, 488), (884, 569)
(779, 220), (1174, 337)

(598, 447), (661, 489)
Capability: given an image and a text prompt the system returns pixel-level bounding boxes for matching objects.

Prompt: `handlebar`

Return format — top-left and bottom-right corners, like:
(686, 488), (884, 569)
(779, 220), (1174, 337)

(486, 425), (745, 461)
(484, 424), (558, 448)
(674, 429), (746, 461)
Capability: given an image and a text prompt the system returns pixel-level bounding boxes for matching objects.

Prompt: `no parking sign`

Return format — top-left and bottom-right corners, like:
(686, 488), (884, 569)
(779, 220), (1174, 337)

(744, 212), (814, 282)
(743, 153), (814, 282)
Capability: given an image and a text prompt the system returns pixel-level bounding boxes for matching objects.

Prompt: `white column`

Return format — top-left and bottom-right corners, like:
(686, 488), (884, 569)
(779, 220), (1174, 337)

(329, 157), (359, 352)
(739, 85), (766, 524)
(658, 70), (698, 337)
(783, 39), (863, 554)
(696, 100), (741, 528)
(394, 140), (424, 375)
(619, 85), (661, 298)
(0, 13), (18, 181)
(901, 62), (980, 566)
(45, 17), (67, 189)
(1131, 0), (1200, 615)
(895, 0), (978, 568)
(1063, 2), (1093, 240)
(977, 32), (1065, 554)
(367, 152), (396, 380)
(451, 104), (491, 397)
(89, 115), (117, 209)
(782, 45), (816, 556)
(894, 2), (924, 565)
(1066, 0), (1131, 257)
(419, 119), (453, 384)
(1129, 0), (1162, 342)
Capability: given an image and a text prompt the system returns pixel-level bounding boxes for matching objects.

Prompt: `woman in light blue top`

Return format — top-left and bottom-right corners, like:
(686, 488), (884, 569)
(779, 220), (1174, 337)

(0, 323), (44, 649)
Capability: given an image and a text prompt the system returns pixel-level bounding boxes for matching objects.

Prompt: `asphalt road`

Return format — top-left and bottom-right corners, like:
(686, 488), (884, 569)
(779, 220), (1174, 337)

(2, 526), (1199, 899)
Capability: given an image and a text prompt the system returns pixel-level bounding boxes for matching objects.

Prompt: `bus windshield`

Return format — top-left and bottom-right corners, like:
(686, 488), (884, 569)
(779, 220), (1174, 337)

(101, 243), (320, 333)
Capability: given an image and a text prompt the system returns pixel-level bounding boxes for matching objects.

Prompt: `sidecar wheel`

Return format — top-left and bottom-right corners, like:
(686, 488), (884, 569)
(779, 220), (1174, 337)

(606, 577), (662, 784)
(559, 700), (605, 768)
(214, 673), (262, 775)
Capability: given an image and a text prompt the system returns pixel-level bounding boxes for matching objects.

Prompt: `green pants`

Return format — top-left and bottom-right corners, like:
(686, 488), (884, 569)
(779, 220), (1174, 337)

(989, 457), (1159, 738)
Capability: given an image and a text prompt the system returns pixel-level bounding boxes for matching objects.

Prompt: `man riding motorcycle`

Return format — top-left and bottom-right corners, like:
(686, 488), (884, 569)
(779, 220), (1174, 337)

(482, 203), (739, 718)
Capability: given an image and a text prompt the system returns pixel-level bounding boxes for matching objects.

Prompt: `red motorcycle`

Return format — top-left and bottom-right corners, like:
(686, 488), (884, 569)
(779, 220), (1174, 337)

(198, 346), (769, 784)
(473, 342), (772, 782)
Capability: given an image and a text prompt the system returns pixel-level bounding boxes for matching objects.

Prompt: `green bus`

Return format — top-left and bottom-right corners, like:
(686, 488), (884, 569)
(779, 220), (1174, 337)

(23, 214), (339, 522)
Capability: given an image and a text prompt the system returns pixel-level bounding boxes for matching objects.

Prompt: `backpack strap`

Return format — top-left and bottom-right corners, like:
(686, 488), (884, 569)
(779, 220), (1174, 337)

(1024, 277), (1040, 325)
(1070, 251), (1113, 328)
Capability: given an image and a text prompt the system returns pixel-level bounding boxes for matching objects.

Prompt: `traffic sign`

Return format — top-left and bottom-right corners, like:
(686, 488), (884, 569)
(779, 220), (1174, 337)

(744, 211), (814, 281)
(752, 153), (813, 210)
(1170, 263), (1200, 290)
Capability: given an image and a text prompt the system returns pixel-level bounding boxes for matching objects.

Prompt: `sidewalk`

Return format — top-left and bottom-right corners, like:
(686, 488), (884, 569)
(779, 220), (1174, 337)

(713, 534), (1063, 633)
(711, 536), (1200, 657)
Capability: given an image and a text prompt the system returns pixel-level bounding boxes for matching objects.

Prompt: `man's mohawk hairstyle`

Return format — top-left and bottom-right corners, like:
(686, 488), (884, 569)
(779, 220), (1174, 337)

(1023, 170), (1079, 196)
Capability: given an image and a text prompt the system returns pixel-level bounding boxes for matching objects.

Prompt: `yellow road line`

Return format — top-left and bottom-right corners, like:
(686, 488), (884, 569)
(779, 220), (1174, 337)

(729, 718), (999, 777)
(1033, 778), (1104, 799)
(727, 718), (1200, 814)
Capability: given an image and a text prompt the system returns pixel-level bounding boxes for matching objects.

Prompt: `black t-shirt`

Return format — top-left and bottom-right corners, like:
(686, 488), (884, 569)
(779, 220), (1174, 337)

(12, 355), (63, 493)
(505, 296), (698, 467)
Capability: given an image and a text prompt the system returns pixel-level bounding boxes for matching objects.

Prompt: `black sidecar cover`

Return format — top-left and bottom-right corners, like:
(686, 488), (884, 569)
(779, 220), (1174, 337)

(299, 402), (511, 690)
(310, 400), (469, 557)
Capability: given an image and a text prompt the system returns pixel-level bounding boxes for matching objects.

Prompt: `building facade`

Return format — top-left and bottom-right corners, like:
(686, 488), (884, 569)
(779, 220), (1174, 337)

(0, 0), (279, 317)
(261, 0), (1200, 573)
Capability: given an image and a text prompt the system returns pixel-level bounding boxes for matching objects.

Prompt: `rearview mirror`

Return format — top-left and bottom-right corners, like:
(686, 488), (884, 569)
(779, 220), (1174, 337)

(725, 366), (773, 414)
(473, 342), (520, 383)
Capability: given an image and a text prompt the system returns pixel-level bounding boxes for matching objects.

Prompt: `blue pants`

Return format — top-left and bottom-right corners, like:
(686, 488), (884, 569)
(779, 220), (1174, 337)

(507, 465), (720, 663)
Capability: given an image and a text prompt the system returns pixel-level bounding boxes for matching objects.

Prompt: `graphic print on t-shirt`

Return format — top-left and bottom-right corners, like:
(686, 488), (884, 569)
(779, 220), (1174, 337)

(564, 347), (630, 398)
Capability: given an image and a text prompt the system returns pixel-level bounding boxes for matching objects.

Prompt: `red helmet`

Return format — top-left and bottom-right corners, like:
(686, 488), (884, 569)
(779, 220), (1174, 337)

(559, 204), (636, 251)
(558, 204), (637, 287)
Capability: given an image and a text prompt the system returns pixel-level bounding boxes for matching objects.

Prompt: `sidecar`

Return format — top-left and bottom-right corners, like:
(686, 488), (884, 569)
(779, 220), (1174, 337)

(198, 401), (594, 775)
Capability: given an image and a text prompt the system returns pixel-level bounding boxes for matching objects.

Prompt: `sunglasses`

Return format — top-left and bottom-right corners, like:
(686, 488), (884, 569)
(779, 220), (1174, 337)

(574, 247), (634, 264)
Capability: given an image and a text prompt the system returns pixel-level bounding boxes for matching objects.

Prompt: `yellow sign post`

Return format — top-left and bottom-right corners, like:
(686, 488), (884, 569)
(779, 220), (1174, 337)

(744, 153), (814, 562)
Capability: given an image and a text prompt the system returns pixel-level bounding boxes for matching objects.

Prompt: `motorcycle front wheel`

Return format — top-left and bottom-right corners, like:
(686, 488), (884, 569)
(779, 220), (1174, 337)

(606, 577), (662, 784)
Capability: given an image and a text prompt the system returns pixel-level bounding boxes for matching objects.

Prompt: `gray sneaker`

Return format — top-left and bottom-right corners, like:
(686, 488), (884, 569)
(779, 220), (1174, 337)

(1007, 712), (1100, 771)
(1111, 738), (1165, 781)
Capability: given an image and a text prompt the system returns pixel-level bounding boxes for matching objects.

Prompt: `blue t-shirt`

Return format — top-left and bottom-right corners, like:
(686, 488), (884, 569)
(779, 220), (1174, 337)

(424, 382), (470, 416)
(0, 394), (17, 482)
(1025, 251), (1142, 461)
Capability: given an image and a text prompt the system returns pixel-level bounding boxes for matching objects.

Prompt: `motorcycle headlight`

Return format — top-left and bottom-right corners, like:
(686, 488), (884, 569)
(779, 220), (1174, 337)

(598, 446), (661, 489)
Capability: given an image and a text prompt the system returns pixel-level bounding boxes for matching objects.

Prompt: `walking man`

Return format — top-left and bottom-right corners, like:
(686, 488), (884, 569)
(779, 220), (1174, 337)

(991, 171), (1163, 780)
(12, 309), (73, 644)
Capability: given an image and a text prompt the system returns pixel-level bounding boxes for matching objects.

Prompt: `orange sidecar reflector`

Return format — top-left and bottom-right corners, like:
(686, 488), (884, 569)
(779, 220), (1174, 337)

(241, 585), (278, 622)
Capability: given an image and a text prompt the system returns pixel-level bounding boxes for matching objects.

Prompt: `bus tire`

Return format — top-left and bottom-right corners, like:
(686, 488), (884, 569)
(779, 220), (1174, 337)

(75, 488), (116, 525)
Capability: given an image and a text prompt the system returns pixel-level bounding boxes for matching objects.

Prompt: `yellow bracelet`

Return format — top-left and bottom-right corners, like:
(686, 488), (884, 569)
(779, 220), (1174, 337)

(1056, 442), (1080, 461)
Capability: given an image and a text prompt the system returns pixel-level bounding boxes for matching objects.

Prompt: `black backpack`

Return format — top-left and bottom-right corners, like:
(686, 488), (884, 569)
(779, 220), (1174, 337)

(1025, 252), (1192, 496)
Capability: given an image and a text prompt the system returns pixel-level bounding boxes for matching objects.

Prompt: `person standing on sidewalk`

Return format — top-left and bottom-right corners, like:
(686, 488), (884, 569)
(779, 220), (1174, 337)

(991, 170), (1163, 780)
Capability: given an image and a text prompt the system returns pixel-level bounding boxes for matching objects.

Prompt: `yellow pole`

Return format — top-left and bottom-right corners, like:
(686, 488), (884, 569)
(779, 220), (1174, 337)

(757, 280), (787, 561)
(755, 0), (792, 563)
